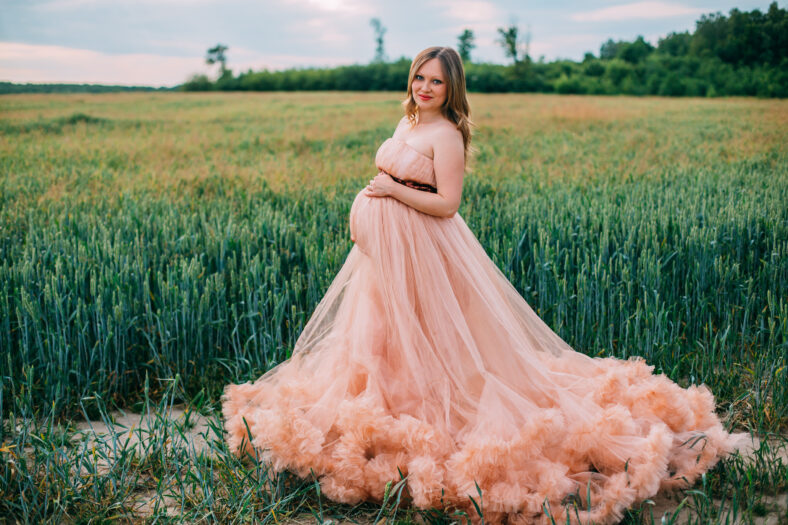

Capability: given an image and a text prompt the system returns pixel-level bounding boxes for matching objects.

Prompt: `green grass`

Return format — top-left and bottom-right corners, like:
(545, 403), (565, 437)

(0, 92), (786, 523)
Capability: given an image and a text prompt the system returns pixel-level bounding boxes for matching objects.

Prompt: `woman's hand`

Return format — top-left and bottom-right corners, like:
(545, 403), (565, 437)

(364, 171), (397, 197)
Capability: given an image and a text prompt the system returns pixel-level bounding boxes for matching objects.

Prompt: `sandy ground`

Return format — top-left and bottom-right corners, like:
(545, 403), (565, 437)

(73, 404), (214, 456)
(71, 403), (213, 517)
(71, 405), (787, 524)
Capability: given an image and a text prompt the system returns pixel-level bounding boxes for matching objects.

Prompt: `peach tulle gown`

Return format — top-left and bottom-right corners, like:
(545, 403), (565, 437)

(222, 137), (747, 524)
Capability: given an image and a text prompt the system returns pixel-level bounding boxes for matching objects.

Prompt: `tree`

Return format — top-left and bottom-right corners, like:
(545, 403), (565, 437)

(370, 18), (387, 63)
(497, 25), (519, 63)
(599, 39), (622, 60)
(599, 37), (654, 63)
(497, 22), (530, 64)
(457, 29), (475, 62)
(182, 73), (213, 91)
(206, 44), (229, 77)
(619, 36), (654, 63)
(658, 31), (691, 56)
(689, 2), (788, 66)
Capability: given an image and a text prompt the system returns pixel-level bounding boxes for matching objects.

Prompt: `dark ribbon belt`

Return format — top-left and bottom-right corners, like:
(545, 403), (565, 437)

(388, 173), (438, 193)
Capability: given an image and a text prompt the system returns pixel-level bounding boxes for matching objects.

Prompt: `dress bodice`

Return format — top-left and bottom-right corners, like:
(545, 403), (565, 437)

(375, 138), (436, 187)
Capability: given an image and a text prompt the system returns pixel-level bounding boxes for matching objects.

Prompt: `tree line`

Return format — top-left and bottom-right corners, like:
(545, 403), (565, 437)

(0, 82), (164, 95)
(186, 3), (787, 98)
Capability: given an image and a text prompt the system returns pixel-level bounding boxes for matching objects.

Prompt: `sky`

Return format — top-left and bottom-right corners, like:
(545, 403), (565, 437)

(0, 0), (780, 87)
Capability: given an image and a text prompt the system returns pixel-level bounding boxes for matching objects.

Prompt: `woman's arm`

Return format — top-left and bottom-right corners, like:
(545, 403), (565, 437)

(365, 128), (465, 218)
(386, 174), (460, 218)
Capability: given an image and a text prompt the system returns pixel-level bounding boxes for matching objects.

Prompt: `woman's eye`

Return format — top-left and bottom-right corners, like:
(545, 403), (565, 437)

(433, 80), (442, 84)
(415, 75), (423, 80)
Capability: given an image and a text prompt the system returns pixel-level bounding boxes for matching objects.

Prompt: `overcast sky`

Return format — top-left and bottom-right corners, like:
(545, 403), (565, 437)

(0, 0), (779, 87)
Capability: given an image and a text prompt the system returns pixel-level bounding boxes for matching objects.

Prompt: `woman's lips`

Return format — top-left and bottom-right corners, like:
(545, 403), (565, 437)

(418, 94), (431, 101)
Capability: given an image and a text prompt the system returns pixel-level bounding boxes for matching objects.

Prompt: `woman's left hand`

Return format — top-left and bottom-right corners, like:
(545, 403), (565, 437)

(364, 171), (396, 197)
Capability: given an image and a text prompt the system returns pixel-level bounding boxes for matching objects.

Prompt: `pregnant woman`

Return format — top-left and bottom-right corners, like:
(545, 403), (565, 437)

(222, 46), (746, 524)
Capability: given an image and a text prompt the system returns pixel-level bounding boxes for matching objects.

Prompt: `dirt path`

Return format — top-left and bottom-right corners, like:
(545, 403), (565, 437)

(74, 406), (787, 523)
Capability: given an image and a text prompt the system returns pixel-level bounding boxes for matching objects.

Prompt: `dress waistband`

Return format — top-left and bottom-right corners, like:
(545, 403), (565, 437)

(388, 173), (437, 193)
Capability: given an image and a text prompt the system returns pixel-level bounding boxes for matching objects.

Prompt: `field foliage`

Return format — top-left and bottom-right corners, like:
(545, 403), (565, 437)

(0, 92), (786, 523)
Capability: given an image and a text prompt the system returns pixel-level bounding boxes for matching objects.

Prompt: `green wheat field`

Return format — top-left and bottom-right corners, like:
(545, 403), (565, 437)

(1, 92), (786, 523)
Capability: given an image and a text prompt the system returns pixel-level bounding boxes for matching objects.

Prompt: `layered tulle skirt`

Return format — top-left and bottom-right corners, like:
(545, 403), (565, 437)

(222, 188), (747, 524)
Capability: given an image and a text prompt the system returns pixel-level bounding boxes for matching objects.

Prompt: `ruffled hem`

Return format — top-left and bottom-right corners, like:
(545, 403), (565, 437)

(222, 355), (747, 525)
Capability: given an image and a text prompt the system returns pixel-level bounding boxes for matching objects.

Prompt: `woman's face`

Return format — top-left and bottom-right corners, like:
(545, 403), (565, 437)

(411, 58), (447, 111)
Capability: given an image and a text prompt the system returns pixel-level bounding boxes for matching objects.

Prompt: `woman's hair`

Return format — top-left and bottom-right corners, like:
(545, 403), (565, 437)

(402, 46), (474, 161)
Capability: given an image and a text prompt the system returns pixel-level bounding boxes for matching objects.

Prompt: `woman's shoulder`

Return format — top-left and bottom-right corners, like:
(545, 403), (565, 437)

(432, 120), (463, 149)
(437, 119), (462, 139)
(395, 115), (412, 132)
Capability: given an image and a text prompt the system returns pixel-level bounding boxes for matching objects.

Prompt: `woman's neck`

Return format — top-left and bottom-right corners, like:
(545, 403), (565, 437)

(416, 108), (443, 125)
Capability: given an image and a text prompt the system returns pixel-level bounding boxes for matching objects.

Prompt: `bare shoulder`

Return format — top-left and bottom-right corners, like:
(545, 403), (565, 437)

(394, 115), (411, 135)
(432, 121), (464, 153)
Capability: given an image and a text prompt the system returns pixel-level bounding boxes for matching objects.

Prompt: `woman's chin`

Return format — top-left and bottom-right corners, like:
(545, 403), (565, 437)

(415, 99), (443, 113)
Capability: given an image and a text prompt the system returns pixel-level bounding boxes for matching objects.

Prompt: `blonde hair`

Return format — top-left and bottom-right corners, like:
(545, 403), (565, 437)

(402, 46), (474, 161)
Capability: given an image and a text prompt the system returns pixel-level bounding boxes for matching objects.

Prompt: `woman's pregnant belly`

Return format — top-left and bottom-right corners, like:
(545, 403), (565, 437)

(349, 186), (411, 256)
(349, 188), (376, 254)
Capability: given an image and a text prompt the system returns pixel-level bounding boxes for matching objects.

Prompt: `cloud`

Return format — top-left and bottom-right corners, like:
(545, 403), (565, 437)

(0, 41), (354, 86)
(0, 41), (201, 86)
(308, 18), (354, 45)
(300, 0), (372, 13)
(144, 39), (211, 56)
(571, 2), (707, 22)
(529, 33), (608, 59)
(273, 0), (374, 16)
(232, 45), (355, 70)
(277, 0), (374, 50)
(432, 0), (502, 24)
(432, 1), (507, 62)
(284, 16), (356, 47)
(33, 0), (216, 10)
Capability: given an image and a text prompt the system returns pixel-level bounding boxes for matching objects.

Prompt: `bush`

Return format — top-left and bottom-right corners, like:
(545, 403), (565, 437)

(181, 74), (214, 91)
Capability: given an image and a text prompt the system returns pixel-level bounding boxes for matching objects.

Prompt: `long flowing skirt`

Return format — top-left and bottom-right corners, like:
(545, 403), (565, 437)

(222, 190), (747, 524)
